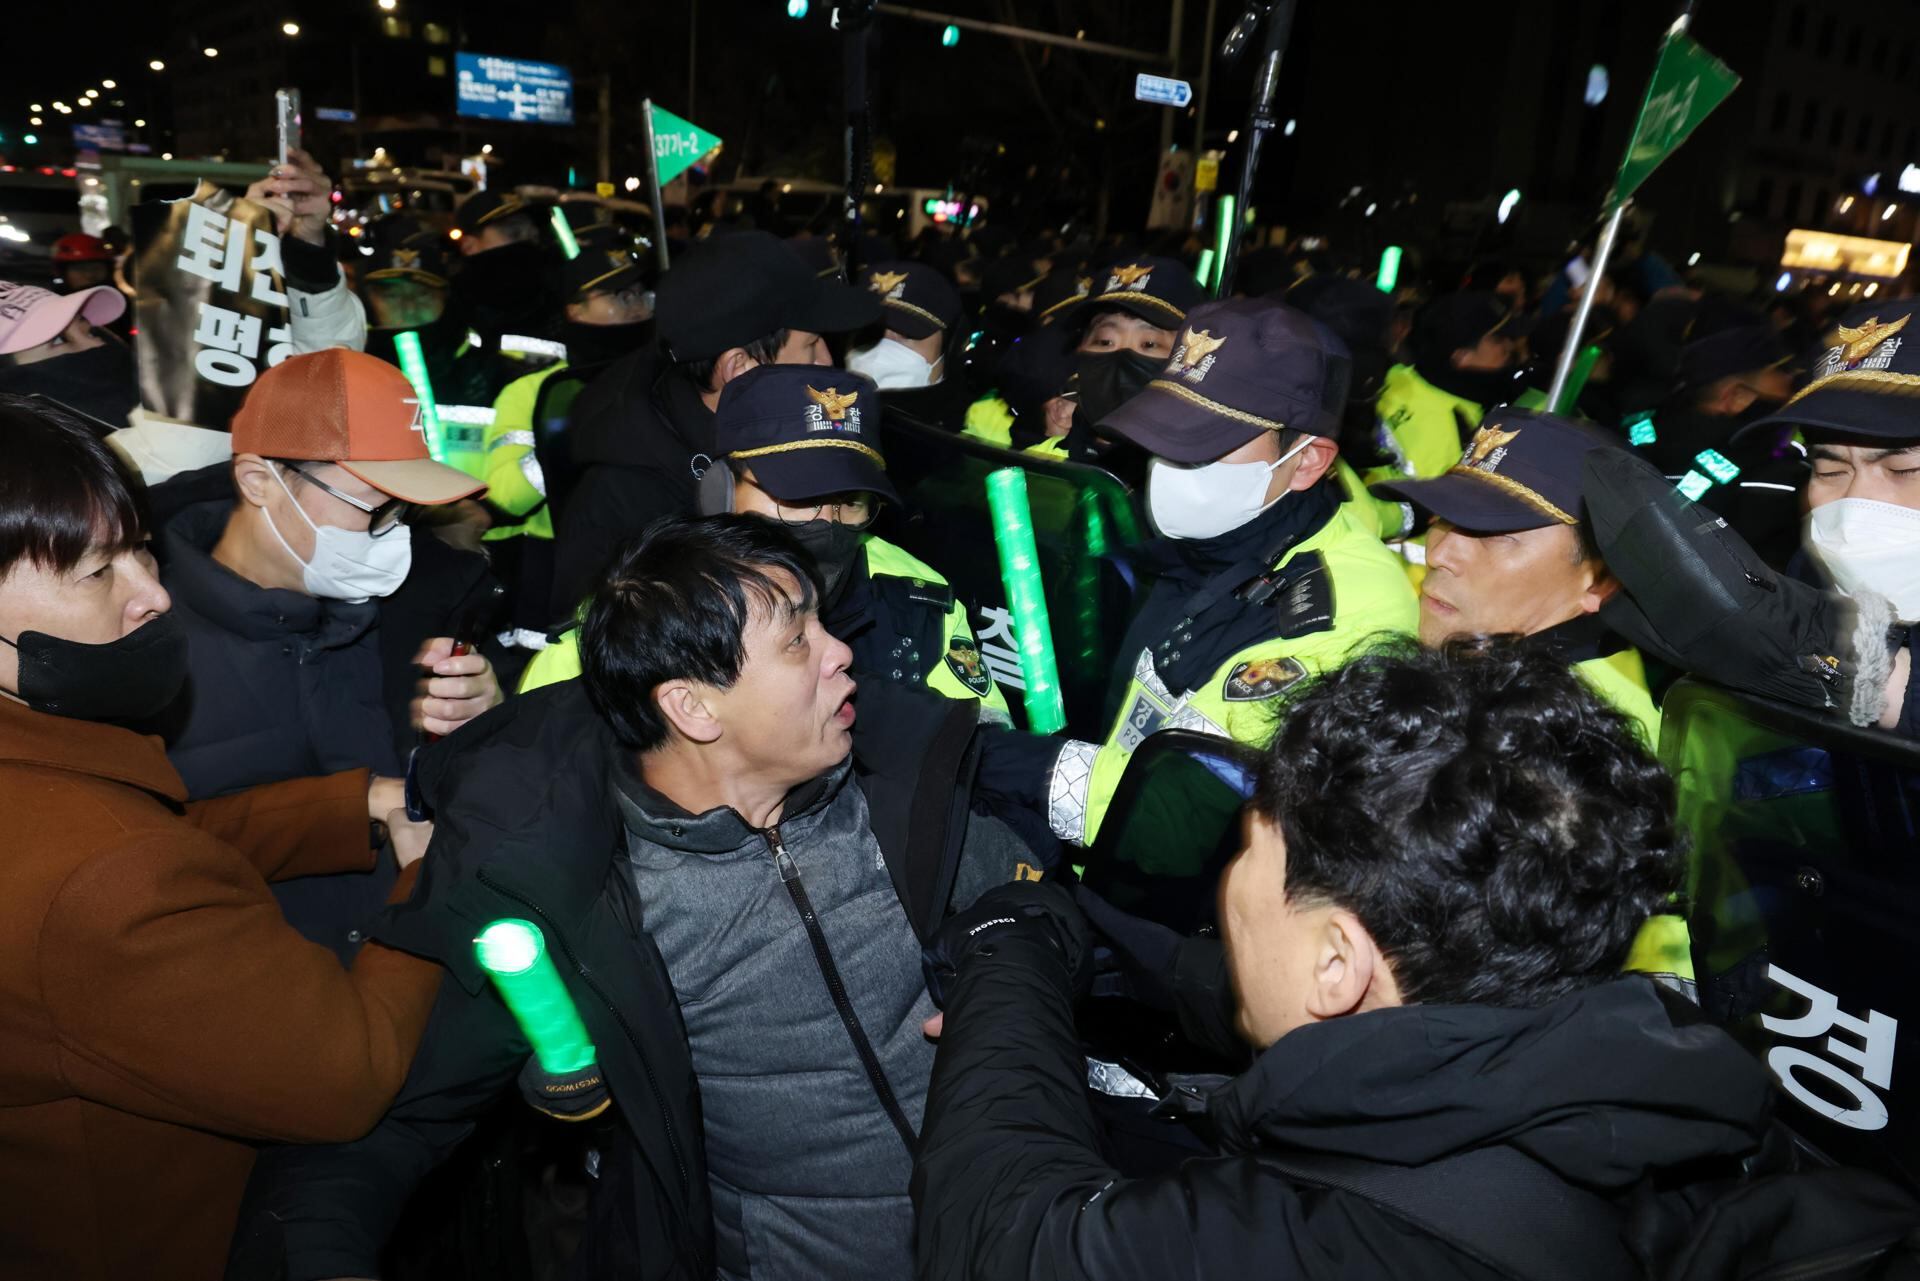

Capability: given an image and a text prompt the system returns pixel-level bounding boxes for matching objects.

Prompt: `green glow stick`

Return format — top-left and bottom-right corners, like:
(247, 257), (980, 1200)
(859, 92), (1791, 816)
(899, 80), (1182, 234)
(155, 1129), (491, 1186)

(1625, 411), (1657, 446)
(985, 468), (1066, 734)
(1551, 344), (1603, 416)
(550, 207), (580, 260)
(392, 331), (446, 463)
(1694, 447), (1740, 483)
(1194, 247), (1215, 285)
(1376, 245), (1402, 293)
(475, 919), (598, 1074)
(1211, 194), (1236, 294)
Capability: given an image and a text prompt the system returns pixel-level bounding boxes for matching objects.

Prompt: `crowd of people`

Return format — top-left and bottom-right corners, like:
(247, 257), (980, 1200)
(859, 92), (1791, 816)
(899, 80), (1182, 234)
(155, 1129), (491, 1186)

(1, 131), (1918, 1281)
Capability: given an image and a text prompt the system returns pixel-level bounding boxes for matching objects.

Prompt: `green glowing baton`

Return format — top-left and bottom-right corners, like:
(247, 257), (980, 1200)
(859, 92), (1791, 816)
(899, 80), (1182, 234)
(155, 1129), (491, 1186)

(1211, 195), (1237, 295)
(985, 468), (1066, 734)
(475, 919), (598, 1074)
(1193, 247), (1215, 286)
(1376, 245), (1402, 293)
(1551, 344), (1603, 416)
(550, 206), (580, 260)
(392, 330), (447, 463)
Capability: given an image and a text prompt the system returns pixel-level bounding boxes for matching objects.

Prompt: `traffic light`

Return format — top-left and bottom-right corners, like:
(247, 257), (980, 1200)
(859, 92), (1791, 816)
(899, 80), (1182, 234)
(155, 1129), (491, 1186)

(21, 134), (35, 146)
(786, 0), (808, 15)
(941, 23), (960, 46)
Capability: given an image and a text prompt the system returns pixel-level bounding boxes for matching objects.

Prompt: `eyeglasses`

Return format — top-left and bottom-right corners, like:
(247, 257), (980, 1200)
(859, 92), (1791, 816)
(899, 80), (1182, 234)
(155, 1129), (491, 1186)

(775, 494), (878, 531)
(280, 463), (415, 536)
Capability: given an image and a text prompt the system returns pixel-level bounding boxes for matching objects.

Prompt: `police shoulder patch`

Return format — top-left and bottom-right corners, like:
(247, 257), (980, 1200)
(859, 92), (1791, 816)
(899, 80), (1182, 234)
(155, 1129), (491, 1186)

(1270, 552), (1335, 639)
(1223, 656), (1309, 702)
(945, 637), (994, 696)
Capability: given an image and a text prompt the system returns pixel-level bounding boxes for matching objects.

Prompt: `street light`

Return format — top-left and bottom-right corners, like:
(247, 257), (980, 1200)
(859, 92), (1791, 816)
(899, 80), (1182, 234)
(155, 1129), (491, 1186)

(29, 117), (41, 126)
(203, 46), (219, 57)
(22, 135), (36, 145)
(1497, 188), (1522, 224)
(28, 104), (40, 113)
(941, 23), (959, 46)
(134, 118), (147, 127)
(149, 59), (165, 71)
(378, 0), (397, 9)
(283, 20), (300, 34)
(101, 79), (116, 89)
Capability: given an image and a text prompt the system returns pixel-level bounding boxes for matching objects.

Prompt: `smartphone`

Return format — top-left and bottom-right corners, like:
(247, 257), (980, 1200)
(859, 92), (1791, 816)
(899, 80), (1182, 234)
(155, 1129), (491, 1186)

(275, 88), (302, 166)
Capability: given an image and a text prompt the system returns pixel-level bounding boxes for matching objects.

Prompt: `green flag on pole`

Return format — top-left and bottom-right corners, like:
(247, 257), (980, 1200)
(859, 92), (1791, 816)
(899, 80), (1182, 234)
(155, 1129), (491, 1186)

(1612, 28), (1740, 209)
(648, 104), (724, 187)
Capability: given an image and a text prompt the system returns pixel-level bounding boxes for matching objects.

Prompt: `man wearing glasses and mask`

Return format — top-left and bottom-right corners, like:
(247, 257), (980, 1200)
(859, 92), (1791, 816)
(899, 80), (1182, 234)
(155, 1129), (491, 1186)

(523, 366), (1010, 721)
(153, 349), (504, 958)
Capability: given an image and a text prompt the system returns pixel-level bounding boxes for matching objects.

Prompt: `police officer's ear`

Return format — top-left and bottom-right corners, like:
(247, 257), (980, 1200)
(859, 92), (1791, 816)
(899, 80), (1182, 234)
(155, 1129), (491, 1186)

(1282, 435), (1341, 493)
(710, 346), (762, 392)
(655, 679), (723, 745)
(230, 453), (280, 511)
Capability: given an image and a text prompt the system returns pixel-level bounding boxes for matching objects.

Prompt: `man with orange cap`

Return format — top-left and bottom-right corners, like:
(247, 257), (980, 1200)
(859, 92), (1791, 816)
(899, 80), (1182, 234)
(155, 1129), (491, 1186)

(153, 348), (504, 957)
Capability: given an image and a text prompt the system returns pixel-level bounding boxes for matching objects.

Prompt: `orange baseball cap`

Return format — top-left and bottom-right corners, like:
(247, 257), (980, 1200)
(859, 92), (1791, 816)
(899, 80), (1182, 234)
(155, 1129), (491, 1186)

(229, 349), (484, 505)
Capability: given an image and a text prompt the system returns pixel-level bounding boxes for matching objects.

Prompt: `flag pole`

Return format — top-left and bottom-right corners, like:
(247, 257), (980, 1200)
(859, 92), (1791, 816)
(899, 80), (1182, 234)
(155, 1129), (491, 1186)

(1545, 1), (1704, 411)
(639, 99), (672, 274)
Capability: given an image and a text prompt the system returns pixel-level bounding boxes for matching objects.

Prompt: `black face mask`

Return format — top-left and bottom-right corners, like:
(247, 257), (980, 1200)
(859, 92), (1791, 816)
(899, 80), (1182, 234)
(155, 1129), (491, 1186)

(562, 318), (656, 368)
(1075, 349), (1164, 426)
(0, 611), (189, 723)
(788, 520), (865, 605)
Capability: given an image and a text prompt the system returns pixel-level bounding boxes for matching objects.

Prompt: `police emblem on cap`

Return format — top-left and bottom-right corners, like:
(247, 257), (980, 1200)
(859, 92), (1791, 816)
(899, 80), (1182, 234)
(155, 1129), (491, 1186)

(1824, 314), (1910, 373)
(392, 247), (420, 270)
(944, 637), (994, 697)
(805, 385), (863, 434)
(869, 270), (910, 300)
(1107, 263), (1153, 291)
(1463, 424), (1520, 471)
(1223, 656), (1307, 702)
(1170, 328), (1226, 382)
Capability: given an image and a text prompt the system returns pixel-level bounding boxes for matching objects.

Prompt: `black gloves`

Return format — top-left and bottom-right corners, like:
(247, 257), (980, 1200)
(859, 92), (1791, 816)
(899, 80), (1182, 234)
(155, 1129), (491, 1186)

(922, 879), (1091, 1010)
(1583, 446), (1891, 721)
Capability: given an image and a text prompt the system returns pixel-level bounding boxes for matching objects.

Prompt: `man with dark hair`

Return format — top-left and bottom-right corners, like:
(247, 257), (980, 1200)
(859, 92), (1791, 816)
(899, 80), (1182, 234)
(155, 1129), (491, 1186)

(552, 230), (881, 614)
(231, 514), (1039, 1280)
(913, 640), (1778, 1279)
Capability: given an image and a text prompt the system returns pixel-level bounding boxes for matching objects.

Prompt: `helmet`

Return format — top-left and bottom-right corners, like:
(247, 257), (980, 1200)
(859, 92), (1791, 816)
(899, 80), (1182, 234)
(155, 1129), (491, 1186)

(53, 233), (114, 264)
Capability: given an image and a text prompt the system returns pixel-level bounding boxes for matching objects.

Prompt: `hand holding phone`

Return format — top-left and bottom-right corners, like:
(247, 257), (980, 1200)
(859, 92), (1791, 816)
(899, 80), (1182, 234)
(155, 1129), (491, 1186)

(275, 88), (302, 166)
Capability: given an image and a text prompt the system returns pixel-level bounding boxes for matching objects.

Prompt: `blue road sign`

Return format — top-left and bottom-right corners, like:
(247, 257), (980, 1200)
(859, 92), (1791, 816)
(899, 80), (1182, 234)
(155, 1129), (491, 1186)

(455, 53), (575, 125)
(1134, 73), (1194, 109)
(313, 107), (357, 123)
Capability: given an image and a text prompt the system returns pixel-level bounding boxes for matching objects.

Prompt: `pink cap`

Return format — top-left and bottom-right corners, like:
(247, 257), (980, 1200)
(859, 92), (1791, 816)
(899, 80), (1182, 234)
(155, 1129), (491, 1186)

(0, 282), (126, 356)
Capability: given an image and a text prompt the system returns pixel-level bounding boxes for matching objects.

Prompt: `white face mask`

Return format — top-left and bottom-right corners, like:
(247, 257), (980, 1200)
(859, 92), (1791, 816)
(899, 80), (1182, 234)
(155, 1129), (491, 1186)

(846, 336), (939, 390)
(1146, 435), (1314, 541)
(263, 466), (414, 603)
(1807, 497), (1920, 622)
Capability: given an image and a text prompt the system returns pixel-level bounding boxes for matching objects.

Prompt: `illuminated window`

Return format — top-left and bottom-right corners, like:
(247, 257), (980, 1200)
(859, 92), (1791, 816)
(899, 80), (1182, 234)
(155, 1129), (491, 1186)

(382, 15), (411, 38)
(428, 55), (448, 77)
(424, 21), (451, 44)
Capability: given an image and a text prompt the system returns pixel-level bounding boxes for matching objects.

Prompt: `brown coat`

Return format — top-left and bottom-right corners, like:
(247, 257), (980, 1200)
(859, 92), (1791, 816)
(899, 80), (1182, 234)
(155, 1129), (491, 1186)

(0, 697), (442, 1280)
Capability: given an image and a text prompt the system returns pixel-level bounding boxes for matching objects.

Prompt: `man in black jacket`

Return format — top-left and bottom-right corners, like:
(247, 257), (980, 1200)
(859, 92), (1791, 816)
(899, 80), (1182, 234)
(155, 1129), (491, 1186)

(550, 231), (879, 615)
(913, 639), (1780, 1280)
(229, 515), (1036, 1280)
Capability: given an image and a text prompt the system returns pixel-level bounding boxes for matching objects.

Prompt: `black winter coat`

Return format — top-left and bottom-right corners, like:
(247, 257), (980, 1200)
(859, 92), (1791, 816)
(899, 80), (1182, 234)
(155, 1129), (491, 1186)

(550, 345), (716, 615)
(912, 937), (1776, 1281)
(229, 676), (998, 1281)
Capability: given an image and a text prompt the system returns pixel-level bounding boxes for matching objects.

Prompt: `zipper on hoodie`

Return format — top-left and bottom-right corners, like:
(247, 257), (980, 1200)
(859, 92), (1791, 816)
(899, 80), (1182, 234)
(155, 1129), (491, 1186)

(762, 824), (920, 1154)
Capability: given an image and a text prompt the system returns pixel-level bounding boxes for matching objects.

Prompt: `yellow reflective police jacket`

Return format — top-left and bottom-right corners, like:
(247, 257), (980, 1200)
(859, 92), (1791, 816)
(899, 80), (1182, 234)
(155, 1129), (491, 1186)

(1049, 502), (1418, 846)
(481, 362), (563, 544)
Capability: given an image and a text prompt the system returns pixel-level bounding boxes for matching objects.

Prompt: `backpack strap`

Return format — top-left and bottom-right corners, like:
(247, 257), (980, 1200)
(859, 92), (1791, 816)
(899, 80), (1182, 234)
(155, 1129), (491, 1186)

(1261, 1144), (1636, 1281)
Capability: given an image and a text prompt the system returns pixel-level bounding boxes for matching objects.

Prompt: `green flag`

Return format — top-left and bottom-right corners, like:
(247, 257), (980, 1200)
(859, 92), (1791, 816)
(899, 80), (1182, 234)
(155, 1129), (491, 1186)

(649, 104), (723, 187)
(1612, 29), (1740, 208)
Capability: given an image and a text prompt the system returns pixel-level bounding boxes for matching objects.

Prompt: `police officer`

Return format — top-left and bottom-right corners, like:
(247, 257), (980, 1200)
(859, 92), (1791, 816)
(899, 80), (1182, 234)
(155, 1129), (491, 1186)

(359, 227), (510, 480)
(482, 244), (656, 651)
(1045, 297), (1419, 845)
(448, 190), (565, 364)
(552, 230), (880, 615)
(1368, 409), (1691, 984)
(521, 365), (1011, 720)
(1368, 291), (1525, 485)
(850, 260), (975, 432)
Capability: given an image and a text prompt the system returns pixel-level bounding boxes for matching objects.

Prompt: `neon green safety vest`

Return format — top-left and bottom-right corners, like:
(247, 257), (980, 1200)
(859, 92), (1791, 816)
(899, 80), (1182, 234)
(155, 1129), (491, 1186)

(518, 534), (1010, 723)
(1364, 363), (1485, 488)
(1050, 502), (1419, 846)
(1571, 647), (1694, 985)
(961, 394), (1016, 449)
(481, 361), (564, 544)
